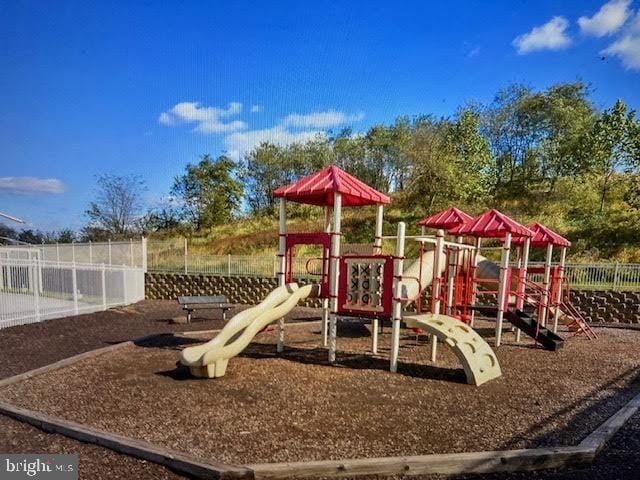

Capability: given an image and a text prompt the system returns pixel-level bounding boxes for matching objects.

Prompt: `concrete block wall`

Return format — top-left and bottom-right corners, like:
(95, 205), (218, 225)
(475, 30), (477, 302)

(145, 273), (323, 308)
(569, 290), (640, 324)
(145, 273), (639, 323)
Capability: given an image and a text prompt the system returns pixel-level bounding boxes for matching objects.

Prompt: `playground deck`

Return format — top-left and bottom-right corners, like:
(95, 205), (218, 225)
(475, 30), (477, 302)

(1, 320), (639, 467)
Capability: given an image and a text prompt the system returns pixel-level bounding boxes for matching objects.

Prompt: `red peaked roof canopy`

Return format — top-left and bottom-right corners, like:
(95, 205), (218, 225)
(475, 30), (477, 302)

(273, 165), (391, 207)
(512, 223), (571, 247)
(418, 207), (473, 230)
(449, 209), (533, 238)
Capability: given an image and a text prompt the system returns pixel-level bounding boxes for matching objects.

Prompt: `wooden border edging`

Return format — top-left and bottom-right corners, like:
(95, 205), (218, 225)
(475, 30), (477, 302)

(579, 390), (640, 453)
(0, 402), (252, 480)
(0, 334), (638, 479)
(247, 446), (596, 479)
(0, 339), (139, 389)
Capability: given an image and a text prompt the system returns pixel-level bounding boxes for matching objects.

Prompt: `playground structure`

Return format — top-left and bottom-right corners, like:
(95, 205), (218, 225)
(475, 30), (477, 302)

(181, 165), (594, 385)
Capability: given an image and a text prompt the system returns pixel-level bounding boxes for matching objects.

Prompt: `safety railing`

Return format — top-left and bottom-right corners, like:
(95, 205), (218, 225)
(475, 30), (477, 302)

(0, 257), (145, 329)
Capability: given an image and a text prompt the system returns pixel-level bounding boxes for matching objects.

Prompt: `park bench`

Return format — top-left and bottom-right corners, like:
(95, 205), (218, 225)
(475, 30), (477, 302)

(177, 295), (233, 323)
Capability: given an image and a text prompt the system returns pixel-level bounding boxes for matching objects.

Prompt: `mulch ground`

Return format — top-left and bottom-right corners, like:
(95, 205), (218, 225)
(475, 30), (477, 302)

(0, 300), (318, 479)
(1, 319), (639, 468)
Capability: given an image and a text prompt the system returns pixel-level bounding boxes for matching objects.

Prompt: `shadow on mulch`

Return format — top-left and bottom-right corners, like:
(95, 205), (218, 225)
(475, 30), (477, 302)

(239, 342), (467, 384)
(497, 366), (640, 451)
(133, 334), (202, 350)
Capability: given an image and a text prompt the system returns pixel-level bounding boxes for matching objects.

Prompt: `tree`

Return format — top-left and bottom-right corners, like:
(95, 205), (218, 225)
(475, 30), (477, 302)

(85, 174), (146, 238)
(242, 138), (330, 214)
(479, 84), (538, 189)
(17, 229), (44, 244)
(171, 154), (243, 229)
(447, 110), (495, 201)
(533, 82), (594, 191)
(586, 100), (639, 212)
(56, 229), (76, 243)
(404, 117), (459, 211)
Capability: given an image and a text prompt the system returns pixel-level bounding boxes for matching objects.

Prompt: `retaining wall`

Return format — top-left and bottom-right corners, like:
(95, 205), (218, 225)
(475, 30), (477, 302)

(145, 273), (640, 324)
(145, 272), (323, 308)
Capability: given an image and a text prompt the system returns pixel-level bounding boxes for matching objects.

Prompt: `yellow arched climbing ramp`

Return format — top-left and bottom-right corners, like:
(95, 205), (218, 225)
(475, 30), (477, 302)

(404, 313), (502, 386)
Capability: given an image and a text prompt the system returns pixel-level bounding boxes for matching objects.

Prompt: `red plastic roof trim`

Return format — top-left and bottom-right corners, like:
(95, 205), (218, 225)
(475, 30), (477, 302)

(418, 207), (473, 230)
(449, 209), (533, 238)
(512, 223), (571, 247)
(273, 165), (391, 207)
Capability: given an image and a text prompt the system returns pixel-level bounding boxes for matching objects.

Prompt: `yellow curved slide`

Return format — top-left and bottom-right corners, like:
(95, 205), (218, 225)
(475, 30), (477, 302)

(181, 283), (317, 378)
(404, 312), (502, 385)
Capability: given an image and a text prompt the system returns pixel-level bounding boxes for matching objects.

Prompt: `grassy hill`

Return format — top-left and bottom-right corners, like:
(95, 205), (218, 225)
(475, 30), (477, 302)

(148, 186), (640, 262)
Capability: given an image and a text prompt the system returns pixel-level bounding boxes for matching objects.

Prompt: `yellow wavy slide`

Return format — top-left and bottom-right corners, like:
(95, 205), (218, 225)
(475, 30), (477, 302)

(181, 283), (317, 378)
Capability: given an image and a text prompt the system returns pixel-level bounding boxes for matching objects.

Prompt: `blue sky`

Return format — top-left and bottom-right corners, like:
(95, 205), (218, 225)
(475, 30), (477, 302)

(1, 0), (639, 232)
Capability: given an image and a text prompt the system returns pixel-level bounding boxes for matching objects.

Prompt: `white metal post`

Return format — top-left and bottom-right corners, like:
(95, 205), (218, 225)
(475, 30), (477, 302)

(56, 242), (60, 265)
(277, 198), (288, 353)
(31, 256), (40, 321)
(371, 204), (384, 354)
(72, 260), (79, 315)
(328, 193), (342, 363)
(141, 237), (148, 273)
(540, 243), (554, 327)
(72, 241), (76, 264)
(228, 254), (232, 275)
(495, 232), (512, 347)
(108, 239), (112, 266)
(445, 236), (460, 315)
(374, 204), (384, 254)
(553, 246), (567, 333)
(89, 241), (93, 264)
(183, 238), (188, 274)
(130, 238), (134, 266)
(469, 237), (482, 327)
(101, 263), (107, 310)
(322, 206), (332, 347)
(430, 229), (445, 362)
(514, 237), (530, 343)
(390, 222), (405, 373)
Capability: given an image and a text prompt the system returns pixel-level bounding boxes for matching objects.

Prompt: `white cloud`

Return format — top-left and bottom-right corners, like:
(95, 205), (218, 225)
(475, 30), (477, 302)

(513, 16), (572, 54)
(467, 46), (481, 58)
(0, 177), (66, 195)
(578, 0), (632, 37)
(158, 101), (247, 133)
(602, 34), (640, 69)
(224, 126), (326, 159)
(250, 104), (262, 113)
(283, 110), (365, 129)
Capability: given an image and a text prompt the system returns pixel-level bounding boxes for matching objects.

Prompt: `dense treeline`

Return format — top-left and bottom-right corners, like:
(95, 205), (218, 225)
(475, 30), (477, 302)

(134, 82), (640, 259)
(240, 82), (639, 217)
(15, 81), (636, 260)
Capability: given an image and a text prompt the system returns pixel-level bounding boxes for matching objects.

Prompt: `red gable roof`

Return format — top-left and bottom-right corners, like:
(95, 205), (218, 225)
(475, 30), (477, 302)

(512, 223), (571, 247)
(273, 165), (391, 207)
(450, 209), (533, 238)
(418, 207), (473, 230)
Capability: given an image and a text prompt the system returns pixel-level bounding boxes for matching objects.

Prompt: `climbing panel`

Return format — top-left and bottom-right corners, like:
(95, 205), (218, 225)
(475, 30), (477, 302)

(404, 313), (502, 386)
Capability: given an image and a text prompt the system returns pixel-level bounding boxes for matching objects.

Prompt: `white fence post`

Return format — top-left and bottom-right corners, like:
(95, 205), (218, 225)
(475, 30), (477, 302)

(108, 239), (112, 266)
(32, 256), (40, 321)
(184, 238), (188, 274)
(130, 238), (134, 267)
(141, 237), (148, 272)
(228, 254), (232, 275)
(89, 241), (93, 263)
(101, 263), (107, 310)
(612, 262), (620, 291)
(72, 261), (79, 315)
